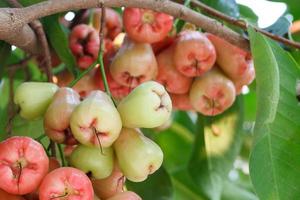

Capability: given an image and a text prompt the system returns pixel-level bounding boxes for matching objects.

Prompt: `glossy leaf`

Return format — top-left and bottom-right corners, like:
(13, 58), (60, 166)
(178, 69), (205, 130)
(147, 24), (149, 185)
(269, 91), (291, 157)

(200, 0), (239, 18)
(43, 14), (78, 76)
(188, 100), (244, 200)
(248, 26), (300, 200)
(238, 4), (258, 25)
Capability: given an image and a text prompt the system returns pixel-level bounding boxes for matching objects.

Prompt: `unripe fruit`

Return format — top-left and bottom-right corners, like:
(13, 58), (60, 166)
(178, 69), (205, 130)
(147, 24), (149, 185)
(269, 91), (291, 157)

(206, 33), (254, 81)
(70, 91), (122, 147)
(114, 128), (164, 182)
(174, 31), (216, 77)
(69, 145), (114, 179)
(39, 167), (94, 200)
(123, 8), (173, 44)
(0, 189), (25, 200)
(44, 87), (80, 144)
(110, 37), (158, 88)
(106, 191), (142, 200)
(189, 68), (236, 116)
(92, 162), (125, 199)
(156, 46), (192, 94)
(170, 93), (194, 111)
(117, 81), (172, 128)
(0, 136), (49, 195)
(14, 82), (58, 120)
(69, 24), (99, 69)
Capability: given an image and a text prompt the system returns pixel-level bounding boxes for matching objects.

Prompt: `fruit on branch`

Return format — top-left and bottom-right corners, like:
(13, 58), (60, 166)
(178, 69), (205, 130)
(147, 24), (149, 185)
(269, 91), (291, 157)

(0, 189), (25, 200)
(206, 33), (254, 81)
(114, 128), (163, 182)
(123, 8), (173, 44)
(14, 82), (58, 120)
(57, 70), (98, 98)
(233, 64), (255, 94)
(170, 93), (194, 111)
(70, 91), (122, 147)
(44, 87), (80, 145)
(189, 68), (236, 116)
(93, 8), (123, 40)
(92, 162), (125, 199)
(69, 144), (114, 179)
(117, 81), (172, 128)
(39, 167), (94, 200)
(0, 136), (49, 195)
(152, 28), (176, 55)
(173, 31), (216, 77)
(69, 24), (99, 69)
(156, 46), (192, 94)
(106, 191), (142, 200)
(110, 37), (158, 88)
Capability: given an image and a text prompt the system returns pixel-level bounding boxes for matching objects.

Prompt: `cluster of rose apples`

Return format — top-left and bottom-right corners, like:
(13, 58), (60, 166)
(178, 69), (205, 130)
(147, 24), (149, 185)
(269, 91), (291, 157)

(65, 7), (254, 116)
(0, 78), (172, 199)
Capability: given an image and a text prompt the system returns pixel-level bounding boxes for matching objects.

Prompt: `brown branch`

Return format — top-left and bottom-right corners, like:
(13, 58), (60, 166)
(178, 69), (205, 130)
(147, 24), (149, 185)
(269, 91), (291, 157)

(0, 0), (249, 52)
(6, 0), (53, 82)
(189, 0), (300, 49)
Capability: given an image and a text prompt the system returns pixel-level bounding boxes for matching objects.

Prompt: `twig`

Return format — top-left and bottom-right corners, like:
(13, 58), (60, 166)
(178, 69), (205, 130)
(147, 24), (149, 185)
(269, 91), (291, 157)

(189, 0), (300, 49)
(6, 0), (53, 82)
(97, 4), (113, 99)
(50, 140), (56, 158)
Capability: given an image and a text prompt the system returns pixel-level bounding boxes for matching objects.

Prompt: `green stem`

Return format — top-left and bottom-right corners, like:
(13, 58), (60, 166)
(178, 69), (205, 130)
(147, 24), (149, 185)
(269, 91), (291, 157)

(35, 134), (47, 141)
(57, 143), (66, 167)
(68, 61), (97, 87)
(98, 51), (112, 97)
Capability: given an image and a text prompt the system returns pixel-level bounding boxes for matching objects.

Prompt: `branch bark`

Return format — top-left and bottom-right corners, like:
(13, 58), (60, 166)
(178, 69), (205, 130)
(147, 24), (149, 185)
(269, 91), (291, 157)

(0, 0), (249, 53)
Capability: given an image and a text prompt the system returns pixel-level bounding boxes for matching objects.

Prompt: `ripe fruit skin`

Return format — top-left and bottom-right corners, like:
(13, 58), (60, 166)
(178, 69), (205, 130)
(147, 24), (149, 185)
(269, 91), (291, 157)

(70, 90), (122, 147)
(69, 24), (99, 69)
(123, 8), (173, 44)
(69, 145), (114, 179)
(106, 191), (142, 200)
(114, 128), (164, 182)
(0, 189), (25, 200)
(170, 93), (194, 111)
(110, 38), (158, 88)
(234, 64), (255, 94)
(0, 136), (49, 195)
(92, 162), (125, 199)
(44, 87), (80, 145)
(206, 33), (254, 81)
(39, 167), (94, 200)
(14, 82), (58, 120)
(156, 46), (192, 94)
(173, 31), (216, 77)
(117, 81), (172, 128)
(189, 68), (236, 116)
(93, 8), (123, 40)
(57, 70), (98, 98)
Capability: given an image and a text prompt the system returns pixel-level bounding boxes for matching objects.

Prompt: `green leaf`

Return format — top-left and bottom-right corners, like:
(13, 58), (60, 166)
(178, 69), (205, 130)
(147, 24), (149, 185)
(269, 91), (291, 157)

(127, 167), (174, 200)
(248, 26), (300, 200)
(238, 4), (258, 25)
(221, 181), (258, 200)
(269, 0), (299, 21)
(188, 100), (244, 200)
(0, 41), (11, 77)
(43, 14), (78, 76)
(200, 0), (239, 18)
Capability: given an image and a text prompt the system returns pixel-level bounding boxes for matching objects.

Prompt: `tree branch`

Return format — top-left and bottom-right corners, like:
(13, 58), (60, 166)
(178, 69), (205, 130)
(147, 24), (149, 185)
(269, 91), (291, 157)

(189, 0), (300, 49)
(0, 0), (249, 52)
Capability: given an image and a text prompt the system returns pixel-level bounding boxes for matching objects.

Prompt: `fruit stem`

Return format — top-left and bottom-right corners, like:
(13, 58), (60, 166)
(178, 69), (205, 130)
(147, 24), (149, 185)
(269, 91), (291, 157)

(68, 61), (98, 87)
(57, 143), (66, 167)
(35, 134), (47, 141)
(96, 4), (116, 106)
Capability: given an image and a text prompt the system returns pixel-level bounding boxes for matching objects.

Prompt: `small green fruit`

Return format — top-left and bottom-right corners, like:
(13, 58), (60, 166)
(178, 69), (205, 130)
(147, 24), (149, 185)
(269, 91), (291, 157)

(114, 128), (163, 182)
(117, 81), (172, 128)
(70, 90), (122, 147)
(14, 82), (58, 120)
(69, 144), (114, 179)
